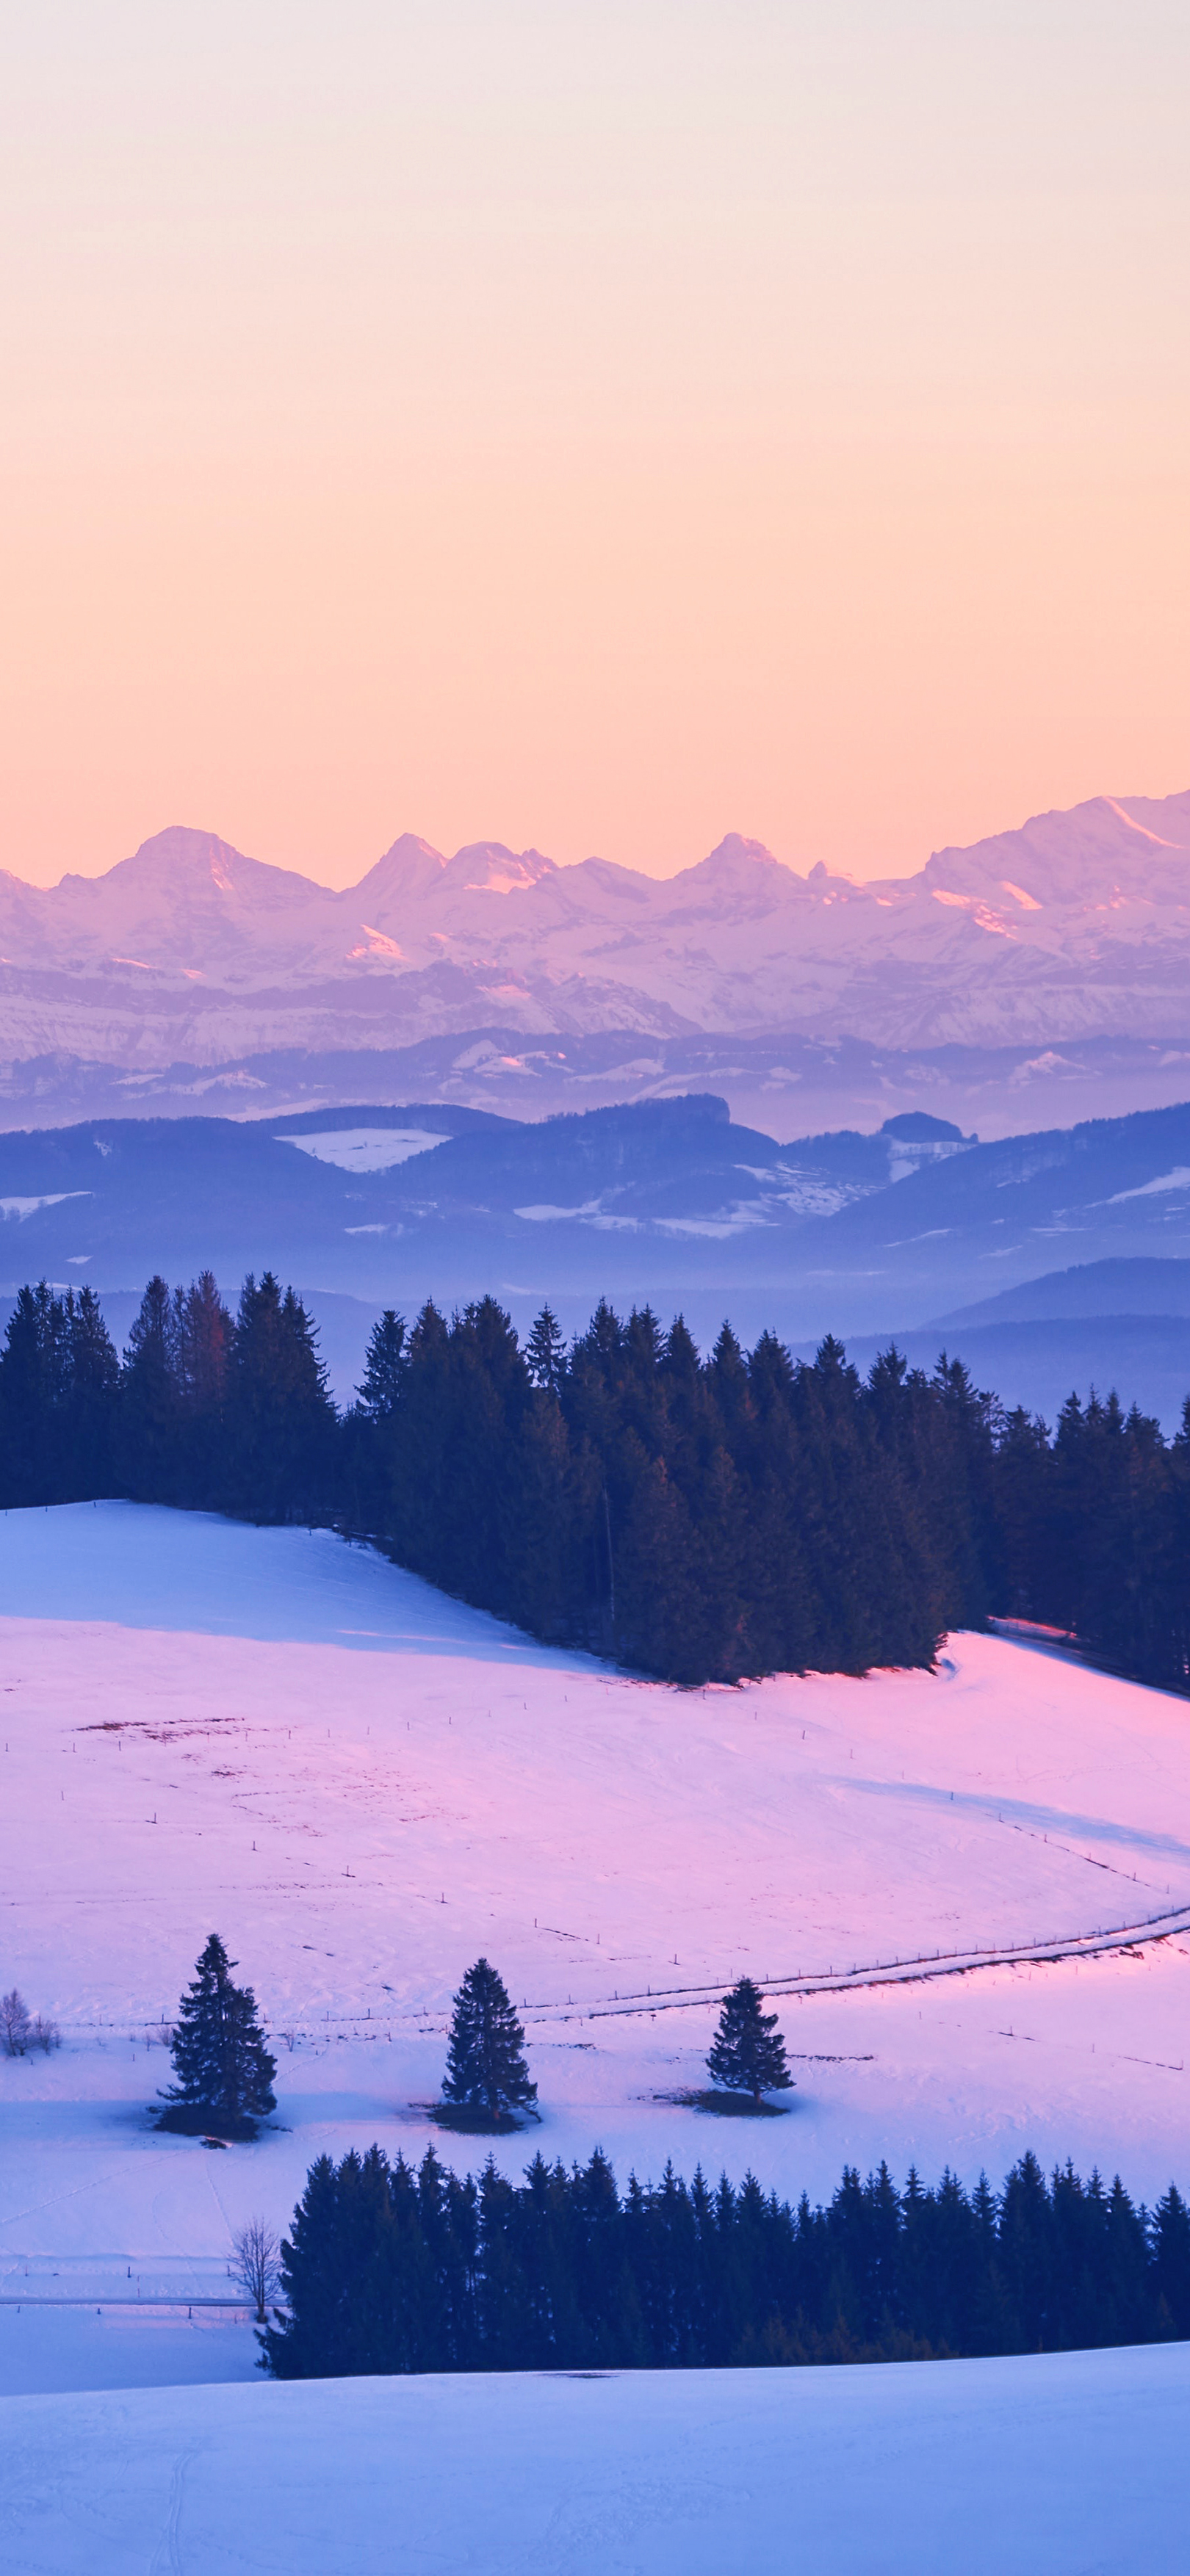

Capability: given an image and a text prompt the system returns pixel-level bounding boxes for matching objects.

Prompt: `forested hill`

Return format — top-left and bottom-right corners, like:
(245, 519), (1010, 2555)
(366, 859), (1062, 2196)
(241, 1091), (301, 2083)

(1, 1273), (1187, 1693)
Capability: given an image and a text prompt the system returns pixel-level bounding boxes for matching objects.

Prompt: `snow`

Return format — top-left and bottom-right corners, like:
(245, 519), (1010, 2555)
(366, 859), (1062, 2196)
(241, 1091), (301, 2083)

(1108, 1165), (1190, 1202)
(0, 1193), (90, 1220)
(0, 2306), (257, 2400)
(1, 1501), (1189, 2420)
(2, 2346), (1186, 2574)
(6, 792), (1190, 1068)
(275, 1126), (444, 1172)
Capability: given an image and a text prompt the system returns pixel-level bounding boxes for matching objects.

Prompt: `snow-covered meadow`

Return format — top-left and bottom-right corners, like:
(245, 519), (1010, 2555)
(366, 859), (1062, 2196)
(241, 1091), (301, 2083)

(4, 2343), (1186, 2576)
(0, 1499), (1187, 2562)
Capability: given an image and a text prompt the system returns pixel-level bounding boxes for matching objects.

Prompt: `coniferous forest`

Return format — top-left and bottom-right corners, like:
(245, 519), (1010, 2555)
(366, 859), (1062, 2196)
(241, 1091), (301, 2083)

(261, 2143), (1190, 2378)
(2, 1270), (1189, 1690)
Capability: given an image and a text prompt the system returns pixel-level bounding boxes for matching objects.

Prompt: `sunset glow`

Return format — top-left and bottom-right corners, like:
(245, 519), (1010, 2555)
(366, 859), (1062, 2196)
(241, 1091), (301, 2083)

(2, 2), (1186, 886)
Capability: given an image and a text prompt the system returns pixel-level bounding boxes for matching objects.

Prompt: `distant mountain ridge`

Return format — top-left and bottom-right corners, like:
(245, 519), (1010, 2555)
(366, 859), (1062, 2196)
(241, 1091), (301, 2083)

(2, 791), (1190, 1074)
(5, 1083), (1190, 1329)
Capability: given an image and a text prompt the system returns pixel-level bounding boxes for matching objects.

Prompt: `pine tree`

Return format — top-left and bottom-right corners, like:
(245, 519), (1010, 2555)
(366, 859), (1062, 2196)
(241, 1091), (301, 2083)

(174, 1272), (234, 1504)
(56, 1287), (120, 1498)
(441, 1958), (538, 2126)
(0, 1282), (68, 1503)
(706, 1977), (791, 2105)
(525, 1304), (566, 1394)
(1150, 2183), (1190, 2338)
(121, 1274), (183, 1497)
(357, 1309), (407, 1417)
(176, 1272), (233, 1414)
(156, 1933), (277, 2139)
(230, 1273), (336, 1519)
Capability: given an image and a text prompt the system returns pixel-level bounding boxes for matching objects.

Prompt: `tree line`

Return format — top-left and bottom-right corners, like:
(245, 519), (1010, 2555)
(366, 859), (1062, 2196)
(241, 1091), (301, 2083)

(262, 2141), (1190, 2377)
(1, 1270), (1189, 1688)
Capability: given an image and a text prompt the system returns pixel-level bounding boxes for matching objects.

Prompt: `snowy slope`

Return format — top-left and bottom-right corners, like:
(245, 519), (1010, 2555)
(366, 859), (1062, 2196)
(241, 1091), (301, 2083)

(2, 2345), (1186, 2575)
(3, 790), (1190, 1068)
(1, 1499), (1189, 2415)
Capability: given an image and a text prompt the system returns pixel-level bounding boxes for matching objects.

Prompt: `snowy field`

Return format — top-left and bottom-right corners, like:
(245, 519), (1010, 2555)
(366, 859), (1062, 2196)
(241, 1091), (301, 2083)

(1, 1502), (1189, 2431)
(4, 2343), (1186, 2576)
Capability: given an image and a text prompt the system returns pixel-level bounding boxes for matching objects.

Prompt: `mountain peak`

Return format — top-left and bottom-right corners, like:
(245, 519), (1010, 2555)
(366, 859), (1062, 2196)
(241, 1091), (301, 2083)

(89, 827), (250, 890)
(920, 790), (1190, 908)
(704, 833), (784, 872)
(355, 833), (447, 902)
(5, 788), (1190, 1068)
(57, 826), (326, 908)
(440, 843), (558, 894)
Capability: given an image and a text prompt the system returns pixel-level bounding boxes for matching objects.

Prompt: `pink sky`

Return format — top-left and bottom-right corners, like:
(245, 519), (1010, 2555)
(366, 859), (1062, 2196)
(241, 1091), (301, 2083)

(1, 3), (1186, 889)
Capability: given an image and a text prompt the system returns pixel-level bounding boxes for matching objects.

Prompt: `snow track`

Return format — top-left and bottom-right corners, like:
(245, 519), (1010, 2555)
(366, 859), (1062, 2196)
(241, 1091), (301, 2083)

(526, 1900), (1190, 2022)
(3, 1499), (1190, 2409)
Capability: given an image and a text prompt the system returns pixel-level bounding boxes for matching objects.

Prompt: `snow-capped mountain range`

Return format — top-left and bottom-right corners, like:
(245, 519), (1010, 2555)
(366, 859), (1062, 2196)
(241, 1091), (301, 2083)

(2, 789), (1189, 1071)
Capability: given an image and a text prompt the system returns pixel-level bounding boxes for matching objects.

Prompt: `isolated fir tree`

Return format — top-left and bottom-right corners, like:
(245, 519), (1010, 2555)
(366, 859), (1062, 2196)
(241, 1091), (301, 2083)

(156, 1933), (277, 2139)
(441, 1958), (538, 2126)
(706, 1977), (792, 2105)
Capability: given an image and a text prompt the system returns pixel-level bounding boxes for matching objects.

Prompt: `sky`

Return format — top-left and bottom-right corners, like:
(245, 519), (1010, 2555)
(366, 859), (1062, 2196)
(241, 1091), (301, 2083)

(1, 1), (1186, 890)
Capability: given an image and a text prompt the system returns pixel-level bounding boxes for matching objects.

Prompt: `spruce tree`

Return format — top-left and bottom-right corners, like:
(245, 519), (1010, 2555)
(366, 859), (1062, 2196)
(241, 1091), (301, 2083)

(441, 1958), (538, 2126)
(525, 1304), (566, 1394)
(65, 1284), (120, 1492)
(174, 1271), (234, 1504)
(706, 1977), (791, 2105)
(124, 1267), (184, 1494)
(0, 1282), (69, 1504)
(357, 1309), (408, 1418)
(156, 1933), (277, 2138)
(1151, 2184), (1190, 2338)
(231, 1273), (336, 1519)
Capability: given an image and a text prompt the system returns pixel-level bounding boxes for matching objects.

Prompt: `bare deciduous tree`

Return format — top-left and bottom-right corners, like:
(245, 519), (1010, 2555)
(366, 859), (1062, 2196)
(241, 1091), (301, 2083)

(231, 2215), (282, 2323)
(0, 1990), (31, 2056)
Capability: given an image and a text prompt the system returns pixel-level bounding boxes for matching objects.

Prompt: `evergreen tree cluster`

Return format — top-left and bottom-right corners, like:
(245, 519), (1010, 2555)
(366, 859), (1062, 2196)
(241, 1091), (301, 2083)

(992, 1386), (1190, 1687)
(4, 1271), (1190, 1688)
(347, 1297), (1190, 1687)
(348, 1302), (995, 1680)
(0, 1281), (120, 1502)
(262, 2143), (1190, 2378)
(0, 1270), (335, 1521)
